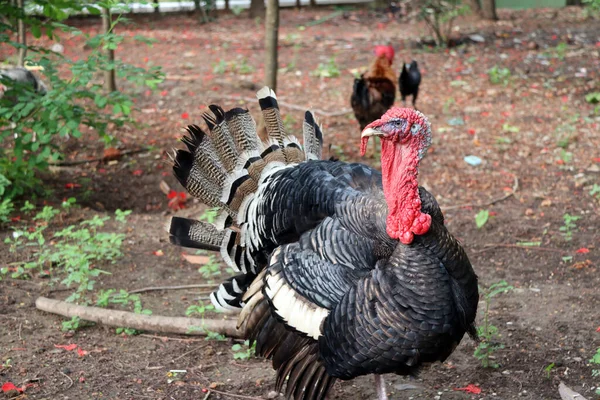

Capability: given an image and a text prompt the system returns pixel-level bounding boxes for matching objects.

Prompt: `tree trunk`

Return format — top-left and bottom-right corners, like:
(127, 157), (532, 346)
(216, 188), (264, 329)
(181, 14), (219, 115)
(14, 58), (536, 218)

(16, 0), (26, 67)
(481, 0), (498, 20)
(101, 7), (117, 93)
(264, 0), (279, 92)
(465, 0), (482, 16)
(566, 0), (582, 5)
(296, 0), (301, 9)
(225, 0), (230, 11)
(153, 0), (160, 13)
(309, 0), (316, 7)
(249, 0), (265, 19)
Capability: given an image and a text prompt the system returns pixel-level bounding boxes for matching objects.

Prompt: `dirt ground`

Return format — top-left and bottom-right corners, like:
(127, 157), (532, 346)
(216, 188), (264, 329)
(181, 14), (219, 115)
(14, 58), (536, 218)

(1, 5), (600, 400)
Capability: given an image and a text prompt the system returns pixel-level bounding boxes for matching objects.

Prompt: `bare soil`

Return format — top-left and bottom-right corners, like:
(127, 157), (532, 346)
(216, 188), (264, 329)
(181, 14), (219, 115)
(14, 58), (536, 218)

(1, 6), (599, 400)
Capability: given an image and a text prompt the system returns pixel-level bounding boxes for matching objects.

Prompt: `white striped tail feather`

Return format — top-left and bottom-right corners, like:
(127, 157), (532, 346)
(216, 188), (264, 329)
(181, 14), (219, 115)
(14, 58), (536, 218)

(170, 86), (326, 319)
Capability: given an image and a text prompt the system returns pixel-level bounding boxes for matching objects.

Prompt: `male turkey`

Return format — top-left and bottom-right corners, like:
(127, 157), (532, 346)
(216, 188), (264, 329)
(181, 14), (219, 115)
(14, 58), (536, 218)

(168, 87), (479, 400)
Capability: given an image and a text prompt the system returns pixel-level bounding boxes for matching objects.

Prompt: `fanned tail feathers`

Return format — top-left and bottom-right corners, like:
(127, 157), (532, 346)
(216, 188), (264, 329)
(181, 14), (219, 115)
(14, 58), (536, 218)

(169, 87), (325, 308)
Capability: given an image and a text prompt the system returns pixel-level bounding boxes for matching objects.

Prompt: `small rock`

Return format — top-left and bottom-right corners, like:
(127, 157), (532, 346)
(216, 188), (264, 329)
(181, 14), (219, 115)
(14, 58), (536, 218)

(469, 34), (485, 43)
(527, 41), (539, 50)
(51, 43), (64, 53)
(464, 155), (482, 166)
(267, 390), (280, 399)
(394, 383), (422, 391)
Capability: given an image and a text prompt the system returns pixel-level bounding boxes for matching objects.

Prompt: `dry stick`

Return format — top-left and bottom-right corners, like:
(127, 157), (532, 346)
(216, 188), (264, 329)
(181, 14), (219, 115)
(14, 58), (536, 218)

(139, 334), (212, 343)
(48, 147), (152, 167)
(170, 343), (210, 363)
(128, 284), (218, 294)
(205, 389), (262, 400)
(472, 243), (567, 255)
(59, 371), (73, 390)
(443, 175), (519, 211)
(35, 297), (244, 339)
(216, 94), (353, 118)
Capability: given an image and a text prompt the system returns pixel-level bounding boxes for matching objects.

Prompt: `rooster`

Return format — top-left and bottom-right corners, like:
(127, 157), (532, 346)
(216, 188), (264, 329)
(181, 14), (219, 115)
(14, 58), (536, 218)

(399, 60), (421, 107)
(350, 45), (397, 132)
(168, 88), (479, 400)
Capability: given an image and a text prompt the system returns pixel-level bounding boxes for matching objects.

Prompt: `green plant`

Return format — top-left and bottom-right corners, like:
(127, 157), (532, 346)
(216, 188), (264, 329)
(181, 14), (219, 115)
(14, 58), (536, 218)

(502, 123), (520, 133)
(559, 213), (580, 241)
(311, 58), (341, 78)
(549, 42), (568, 60)
(213, 60), (228, 74)
(61, 316), (82, 332)
(475, 209), (490, 228)
(544, 362), (555, 378)
(0, 0), (164, 199)
(559, 149), (573, 163)
(590, 184), (600, 200)
(231, 340), (255, 360)
(591, 347), (600, 394)
(3, 203), (131, 302)
(234, 58), (255, 75)
(418, 0), (470, 47)
(586, 92), (600, 104)
(0, 173), (14, 223)
(488, 66), (511, 86)
(95, 289), (151, 335)
(186, 300), (215, 317)
(583, 0), (600, 18)
(474, 280), (514, 368)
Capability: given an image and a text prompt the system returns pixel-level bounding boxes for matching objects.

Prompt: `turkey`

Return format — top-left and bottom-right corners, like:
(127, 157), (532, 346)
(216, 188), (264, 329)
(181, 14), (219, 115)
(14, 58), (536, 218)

(168, 87), (479, 400)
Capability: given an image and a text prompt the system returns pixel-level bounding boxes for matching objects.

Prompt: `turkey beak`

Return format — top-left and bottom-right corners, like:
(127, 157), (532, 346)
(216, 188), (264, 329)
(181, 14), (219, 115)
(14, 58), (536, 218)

(360, 127), (383, 156)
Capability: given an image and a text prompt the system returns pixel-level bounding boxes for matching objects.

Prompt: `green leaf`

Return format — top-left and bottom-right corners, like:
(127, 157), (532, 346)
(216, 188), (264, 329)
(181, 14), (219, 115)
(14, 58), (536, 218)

(475, 210), (489, 229)
(31, 24), (42, 38)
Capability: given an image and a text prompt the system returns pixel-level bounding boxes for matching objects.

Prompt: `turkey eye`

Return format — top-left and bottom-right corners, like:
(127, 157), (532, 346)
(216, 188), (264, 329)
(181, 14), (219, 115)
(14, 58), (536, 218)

(410, 124), (420, 135)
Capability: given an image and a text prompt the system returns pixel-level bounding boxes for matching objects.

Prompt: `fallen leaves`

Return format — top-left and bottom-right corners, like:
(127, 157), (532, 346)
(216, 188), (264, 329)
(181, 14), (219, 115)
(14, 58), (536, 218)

(2, 382), (23, 394)
(132, 169), (144, 176)
(54, 343), (88, 357)
(64, 183), (82, 189)
(575, 248), (590, 254)
(454, 384), (482, 394)
(181, 253), (211, 265)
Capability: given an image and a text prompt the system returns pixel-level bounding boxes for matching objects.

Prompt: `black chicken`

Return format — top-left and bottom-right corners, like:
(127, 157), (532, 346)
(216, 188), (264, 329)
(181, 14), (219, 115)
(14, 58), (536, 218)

(399, 60), (421, 107)
(168, 87), (479, 400)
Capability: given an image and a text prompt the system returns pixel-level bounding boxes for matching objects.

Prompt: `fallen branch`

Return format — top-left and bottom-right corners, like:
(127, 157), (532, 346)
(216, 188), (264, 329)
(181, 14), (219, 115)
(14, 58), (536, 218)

(472, 243), (567, 255)
(35, 297), (243, 339)
(216, 94), (352, 118)
(205, 388), (263, 400)
(443, 175), (519, 211)
(48, 147), (152, 167)
(129, 284), (217, 294)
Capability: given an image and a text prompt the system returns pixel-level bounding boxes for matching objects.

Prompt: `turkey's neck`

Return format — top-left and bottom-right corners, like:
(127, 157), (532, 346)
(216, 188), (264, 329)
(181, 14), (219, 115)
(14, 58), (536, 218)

(380, 140), (431, 244)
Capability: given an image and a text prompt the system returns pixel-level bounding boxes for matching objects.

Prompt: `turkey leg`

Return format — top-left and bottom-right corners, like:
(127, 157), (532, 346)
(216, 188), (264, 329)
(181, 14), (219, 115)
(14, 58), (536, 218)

(374, 374), (388, 400)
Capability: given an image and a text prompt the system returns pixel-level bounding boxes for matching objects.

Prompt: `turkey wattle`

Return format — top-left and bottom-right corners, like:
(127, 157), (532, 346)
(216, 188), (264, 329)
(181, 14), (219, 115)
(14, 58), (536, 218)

(168, 87), (479, 400)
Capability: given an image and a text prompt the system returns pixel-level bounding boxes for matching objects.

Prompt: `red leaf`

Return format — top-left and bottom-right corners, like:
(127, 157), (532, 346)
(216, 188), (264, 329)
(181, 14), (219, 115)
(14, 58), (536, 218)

(160, 90), (168, 96)
(596, 326), (600, 332)
(593, 158), (600, 163)
(132, 169), (144, 176)
(54, 344), (78, 351)
(65, 183), (82, 189)
(11, 216), (21, 222)
(2, 382), (23, 393)
(167, 190), (177, 199)
(468, 128), (476, 135)
(153, 250), (164, 256)
(77, 348), (88, 357)
(454, 384), (482, 394)
(576, 248), (590, 254)
(181, 112), (189, 119)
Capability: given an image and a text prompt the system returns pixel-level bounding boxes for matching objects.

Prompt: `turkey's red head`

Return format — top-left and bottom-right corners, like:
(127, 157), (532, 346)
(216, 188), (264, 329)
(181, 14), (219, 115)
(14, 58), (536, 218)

(360, 108), (432, 245)
(374, 45), (395, 65)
